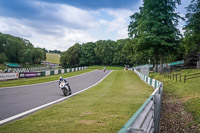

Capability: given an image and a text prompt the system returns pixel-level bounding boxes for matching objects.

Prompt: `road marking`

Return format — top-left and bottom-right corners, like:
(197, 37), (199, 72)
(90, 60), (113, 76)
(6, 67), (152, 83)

(0, 70), (96, 90)
(0, 70), (112, 125)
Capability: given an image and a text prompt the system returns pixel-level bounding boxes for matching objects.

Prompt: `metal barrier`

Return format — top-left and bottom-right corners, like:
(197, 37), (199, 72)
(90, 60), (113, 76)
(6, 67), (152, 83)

(1, 67), (87, 80)
(118, 69), (163, 133)
(11, 67), (49, 73)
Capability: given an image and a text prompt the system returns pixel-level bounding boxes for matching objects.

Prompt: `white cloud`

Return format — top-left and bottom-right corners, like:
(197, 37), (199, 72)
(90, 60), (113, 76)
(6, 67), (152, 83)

(0, 16), (97, 51)
(0, 1), (99, 51)
(94, 9), (135, 40)
(0, 1), (141, 51)
(106, 9), (133, 38)
(58, 4), (99, 29)
(0, 17), (33, 38)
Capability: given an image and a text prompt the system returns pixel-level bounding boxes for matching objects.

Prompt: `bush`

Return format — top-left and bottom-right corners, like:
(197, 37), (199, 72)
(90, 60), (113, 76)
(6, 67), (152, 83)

(0, 53), (7, 63)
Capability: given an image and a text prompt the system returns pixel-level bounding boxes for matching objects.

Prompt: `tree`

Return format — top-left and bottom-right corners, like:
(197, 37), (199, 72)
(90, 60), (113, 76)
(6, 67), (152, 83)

(94, 40), (116, 65)
(32, 48), (45, 64)
(4, 36), (25, 63)
(0, 33), (7, 54)
(184, 0), (200, 62)
(0, 33), (49, 65)
(112, 39), (127, 65)
(60, 43), (81, 67)
(21, 49), (34, 64)
(128, 0), (182, 73)
(79, 42), (99, 66)
(121, 39), (135, 65)
(0, 53), (7, 63)
(49, 50), (61, 54)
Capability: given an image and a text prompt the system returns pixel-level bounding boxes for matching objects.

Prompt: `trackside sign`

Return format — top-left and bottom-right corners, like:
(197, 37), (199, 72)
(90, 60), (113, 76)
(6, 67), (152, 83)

(0, 73), (19, 80)
(19, 72), (41, 78)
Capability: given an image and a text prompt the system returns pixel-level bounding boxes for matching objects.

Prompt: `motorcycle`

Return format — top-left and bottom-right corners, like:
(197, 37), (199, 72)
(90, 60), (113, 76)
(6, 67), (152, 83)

(59, 81), (72, 96)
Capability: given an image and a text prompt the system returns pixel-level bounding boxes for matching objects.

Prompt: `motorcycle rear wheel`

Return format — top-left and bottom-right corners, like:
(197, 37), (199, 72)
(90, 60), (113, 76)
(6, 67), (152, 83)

(67, 85), (72, 95)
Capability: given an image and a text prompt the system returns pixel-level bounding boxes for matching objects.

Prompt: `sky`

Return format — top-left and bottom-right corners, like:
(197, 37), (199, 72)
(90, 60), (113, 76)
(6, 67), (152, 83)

(0, 0), (190, 51)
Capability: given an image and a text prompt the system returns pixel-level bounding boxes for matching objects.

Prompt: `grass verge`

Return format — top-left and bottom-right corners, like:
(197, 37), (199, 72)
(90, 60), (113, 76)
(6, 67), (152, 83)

(0, 71), (153, 133)
(88, 65), (124, 70)
(0, 69), (92, 88)
(150, 69), (200, 126)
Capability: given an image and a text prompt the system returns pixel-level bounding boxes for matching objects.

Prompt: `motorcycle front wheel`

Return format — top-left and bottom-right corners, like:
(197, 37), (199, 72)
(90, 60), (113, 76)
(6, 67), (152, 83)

(62, 88), (68, 96)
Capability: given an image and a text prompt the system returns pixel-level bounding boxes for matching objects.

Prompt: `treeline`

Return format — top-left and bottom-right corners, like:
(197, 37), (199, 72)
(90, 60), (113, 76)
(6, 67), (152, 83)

(49, 50), (61, 54)
(0, 33), (47, 64)
(60, 39), (141, 67)
(127, 0), (200, 70)
(61, 0), (200, 69)
(60, 38), (160, 68)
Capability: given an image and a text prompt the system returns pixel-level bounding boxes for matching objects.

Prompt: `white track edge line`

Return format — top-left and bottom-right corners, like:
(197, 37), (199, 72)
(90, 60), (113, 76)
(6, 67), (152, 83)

(0, 70), (97, 90)
(0, 70), (113, 125)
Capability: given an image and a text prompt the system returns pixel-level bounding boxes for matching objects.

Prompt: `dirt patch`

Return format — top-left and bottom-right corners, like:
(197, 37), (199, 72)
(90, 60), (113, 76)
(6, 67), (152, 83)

(81, 111), (94, 116)
(160, 93), (200, 133)
(180, 94), (199, 103)
(79, 120), (96, 125)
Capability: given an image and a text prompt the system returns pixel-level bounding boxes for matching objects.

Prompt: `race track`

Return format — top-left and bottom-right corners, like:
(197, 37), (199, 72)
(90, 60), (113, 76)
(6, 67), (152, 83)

(0, 70), (111, 124)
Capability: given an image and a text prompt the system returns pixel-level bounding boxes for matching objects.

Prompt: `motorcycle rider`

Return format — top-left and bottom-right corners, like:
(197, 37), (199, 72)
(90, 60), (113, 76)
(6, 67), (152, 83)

(59, 76), (72, 96)
(59, 76), (67, 85)
(103, 66), (106, 72)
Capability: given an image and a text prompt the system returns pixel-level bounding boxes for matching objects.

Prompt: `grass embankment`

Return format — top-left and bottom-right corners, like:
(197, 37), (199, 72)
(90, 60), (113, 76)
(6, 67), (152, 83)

(0, 64), (6, 70)
(150, 69), (200, 125)
(46, 53), (60, 64)
(0, 69), (92, 88)
(0, 71), (153, 133)
(88, 65), (124, 70)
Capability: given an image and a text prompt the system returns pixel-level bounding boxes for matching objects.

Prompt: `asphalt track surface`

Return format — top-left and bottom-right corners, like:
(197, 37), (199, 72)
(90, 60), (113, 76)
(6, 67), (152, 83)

(0, 70), (111, 124)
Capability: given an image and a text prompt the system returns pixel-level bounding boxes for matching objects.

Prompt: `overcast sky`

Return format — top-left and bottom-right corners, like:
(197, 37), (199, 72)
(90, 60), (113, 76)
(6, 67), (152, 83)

(0, 0), (190, 51)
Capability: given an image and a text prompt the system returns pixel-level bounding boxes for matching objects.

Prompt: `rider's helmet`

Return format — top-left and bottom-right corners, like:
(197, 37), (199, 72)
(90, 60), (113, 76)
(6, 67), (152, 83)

(59, 76), (63, 80)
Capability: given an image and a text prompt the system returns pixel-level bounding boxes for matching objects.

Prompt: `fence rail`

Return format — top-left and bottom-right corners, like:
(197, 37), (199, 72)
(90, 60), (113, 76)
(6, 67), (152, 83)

(184, 73), (200, 83)
(164, 72), (200, 83)
(118, 69), (163, 133)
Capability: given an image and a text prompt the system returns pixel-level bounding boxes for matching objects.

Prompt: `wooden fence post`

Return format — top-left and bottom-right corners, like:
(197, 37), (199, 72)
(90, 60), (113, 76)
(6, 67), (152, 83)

(184, 75), (186, 83)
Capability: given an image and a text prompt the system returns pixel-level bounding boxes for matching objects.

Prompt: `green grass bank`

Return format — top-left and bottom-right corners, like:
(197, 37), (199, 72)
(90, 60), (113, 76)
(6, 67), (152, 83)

(150, 69), (200, 124)
(46, 53), (60, 64)
(0, 70), (153, 133)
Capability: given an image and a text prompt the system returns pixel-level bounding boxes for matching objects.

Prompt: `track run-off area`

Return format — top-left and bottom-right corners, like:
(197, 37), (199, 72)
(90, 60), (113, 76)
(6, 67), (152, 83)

(0, 70), (153, 132)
